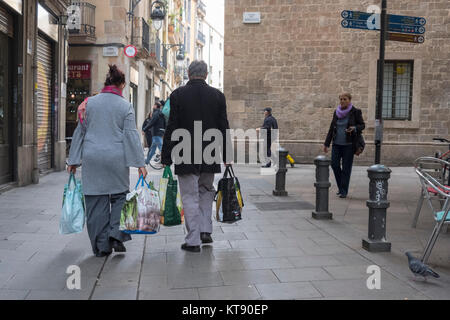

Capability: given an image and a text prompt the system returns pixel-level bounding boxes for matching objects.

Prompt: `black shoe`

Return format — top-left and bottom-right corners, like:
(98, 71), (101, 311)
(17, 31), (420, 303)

(339, 194), (347, 198)
(201, 233), (213, 244)
(95, 251), (111, 258)
(111, 239), (126, 252)
(181, 243), (201, 252)
(261, 162), (271, 168)
(336, 192), (341, 196)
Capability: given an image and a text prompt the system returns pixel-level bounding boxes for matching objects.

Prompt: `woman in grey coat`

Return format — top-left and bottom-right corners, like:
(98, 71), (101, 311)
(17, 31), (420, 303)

(67, 65), (147, 257)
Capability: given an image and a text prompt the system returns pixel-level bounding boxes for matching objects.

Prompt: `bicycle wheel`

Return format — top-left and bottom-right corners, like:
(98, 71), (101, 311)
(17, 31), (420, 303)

(149, 153), (163, 170)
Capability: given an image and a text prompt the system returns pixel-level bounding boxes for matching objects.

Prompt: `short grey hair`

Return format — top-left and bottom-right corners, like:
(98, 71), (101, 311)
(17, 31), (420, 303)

(188, 60), (208, 79)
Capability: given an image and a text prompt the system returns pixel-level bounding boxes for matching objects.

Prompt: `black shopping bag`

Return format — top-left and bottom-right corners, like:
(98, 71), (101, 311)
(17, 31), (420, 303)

(215, 165), (243, 223)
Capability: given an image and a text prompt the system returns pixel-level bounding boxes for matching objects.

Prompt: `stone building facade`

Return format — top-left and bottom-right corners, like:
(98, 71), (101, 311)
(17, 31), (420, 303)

(0, 0), (69, 189)
(224, 0), (450, 166)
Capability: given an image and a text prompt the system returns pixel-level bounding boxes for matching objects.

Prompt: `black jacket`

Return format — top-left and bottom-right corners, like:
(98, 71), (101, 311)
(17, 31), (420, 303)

(262, 115), (278, 141)
(142, 118), (152, 146)
(324, 106), (365, 152)
(161, 79), (231, 175)
(143, 108), (166, 137)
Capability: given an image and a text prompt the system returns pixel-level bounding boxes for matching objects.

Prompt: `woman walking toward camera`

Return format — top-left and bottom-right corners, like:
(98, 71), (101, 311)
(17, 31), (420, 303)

(323, 93), (365, 198)
(67, 65), (147, 257)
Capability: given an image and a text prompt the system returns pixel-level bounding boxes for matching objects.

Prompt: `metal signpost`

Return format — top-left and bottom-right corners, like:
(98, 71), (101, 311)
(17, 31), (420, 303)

(340, 4), (426, 164)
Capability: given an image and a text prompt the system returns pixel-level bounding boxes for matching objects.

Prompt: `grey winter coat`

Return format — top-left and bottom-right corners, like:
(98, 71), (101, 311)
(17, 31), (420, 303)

(68, 92), (146, 195)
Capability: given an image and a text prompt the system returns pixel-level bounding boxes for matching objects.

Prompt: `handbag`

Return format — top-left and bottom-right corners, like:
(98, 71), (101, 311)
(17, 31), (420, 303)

(215, 165), (244, 223)
(354, 133), (365, 156)
(60, 173), (85, 234)
(159, 166), (182, 226)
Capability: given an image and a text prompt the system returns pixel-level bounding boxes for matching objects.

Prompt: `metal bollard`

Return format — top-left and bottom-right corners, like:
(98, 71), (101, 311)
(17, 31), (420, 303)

(273, 147), (288, 196)
(362, 164), (392, 252)
(312, 155), (332, 220)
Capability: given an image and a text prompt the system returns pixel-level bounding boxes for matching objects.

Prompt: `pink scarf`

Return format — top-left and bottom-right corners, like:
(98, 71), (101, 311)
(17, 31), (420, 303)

(77, 86), (123, 124)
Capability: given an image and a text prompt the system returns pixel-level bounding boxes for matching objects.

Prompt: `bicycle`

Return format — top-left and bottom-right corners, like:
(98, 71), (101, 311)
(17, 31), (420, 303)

(148, 150), (163, 170)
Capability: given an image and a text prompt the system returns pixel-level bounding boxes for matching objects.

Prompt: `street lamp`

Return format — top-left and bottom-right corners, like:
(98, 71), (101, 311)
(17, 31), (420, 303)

(176, 47), (185, 61)
(150, 1), (166, 31)
(59, 14), (68, 26)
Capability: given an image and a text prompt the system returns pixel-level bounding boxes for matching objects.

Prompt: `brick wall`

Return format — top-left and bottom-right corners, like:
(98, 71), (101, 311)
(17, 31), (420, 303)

(224, 0), (450, 166)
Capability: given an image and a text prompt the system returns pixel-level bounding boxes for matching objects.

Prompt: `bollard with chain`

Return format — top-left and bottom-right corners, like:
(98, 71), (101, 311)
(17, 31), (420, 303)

(312, 155), (332, 220)
(362, 164), (392, 252)
(273, 147), (288, 196)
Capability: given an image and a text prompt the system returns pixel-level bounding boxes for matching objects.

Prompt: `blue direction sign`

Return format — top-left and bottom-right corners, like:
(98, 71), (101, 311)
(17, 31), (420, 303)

(388, 14), (426, 26)
(341, 10), (426, 26)
(341, 10), (426, 34)
(341, 19), (425, 34)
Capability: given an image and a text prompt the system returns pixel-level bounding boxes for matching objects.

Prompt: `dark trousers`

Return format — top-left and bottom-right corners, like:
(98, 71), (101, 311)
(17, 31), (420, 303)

(331, 144), (354, 196)
(84, 192), (131, 255)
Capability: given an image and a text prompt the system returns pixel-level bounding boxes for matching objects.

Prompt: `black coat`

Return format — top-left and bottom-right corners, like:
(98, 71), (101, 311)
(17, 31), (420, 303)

(324, 106), (365, 153)
(161, 79), (231, 175)
(143, 108), (166, 137)
(142, 118), (152, 146)
(262, 115), (278, 141)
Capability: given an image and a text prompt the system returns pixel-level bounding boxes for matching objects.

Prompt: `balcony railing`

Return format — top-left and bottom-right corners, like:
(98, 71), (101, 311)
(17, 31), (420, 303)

(142, 18), (150, 52)
(132, 18), (150, 53)
(197, 0), (206, 17)
(68, 2), (96, 38)
(197, 30), (205, 45)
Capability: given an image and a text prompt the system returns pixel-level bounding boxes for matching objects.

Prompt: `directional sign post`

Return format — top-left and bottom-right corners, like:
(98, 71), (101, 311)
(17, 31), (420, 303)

(341, 10), (427, 36)
(341, 5), (426, 164)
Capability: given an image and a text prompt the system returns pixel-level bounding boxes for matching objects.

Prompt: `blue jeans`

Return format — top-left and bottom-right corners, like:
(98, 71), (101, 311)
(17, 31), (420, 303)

(331, 144), (354, 196)
(146, 136), (163, 165)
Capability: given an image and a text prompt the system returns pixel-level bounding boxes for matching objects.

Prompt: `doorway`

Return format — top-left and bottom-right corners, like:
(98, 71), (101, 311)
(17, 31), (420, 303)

(0, 32), (13, 184)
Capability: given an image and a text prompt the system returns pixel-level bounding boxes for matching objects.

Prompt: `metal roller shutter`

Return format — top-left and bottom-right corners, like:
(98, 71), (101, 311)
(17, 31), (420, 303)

(36, 35), (53, 172)
(0, 5), (13, 38)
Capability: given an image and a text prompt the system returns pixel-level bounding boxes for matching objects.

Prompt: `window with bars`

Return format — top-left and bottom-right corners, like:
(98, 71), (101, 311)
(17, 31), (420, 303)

(376, 60), (414, 120)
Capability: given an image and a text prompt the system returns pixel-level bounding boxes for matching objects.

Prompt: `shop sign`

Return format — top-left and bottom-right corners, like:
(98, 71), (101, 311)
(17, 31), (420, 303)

(68, 62), (91, 79)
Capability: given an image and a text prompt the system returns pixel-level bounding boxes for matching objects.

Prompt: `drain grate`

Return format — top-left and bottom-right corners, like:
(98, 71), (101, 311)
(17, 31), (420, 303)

(254, 201), (314, 211)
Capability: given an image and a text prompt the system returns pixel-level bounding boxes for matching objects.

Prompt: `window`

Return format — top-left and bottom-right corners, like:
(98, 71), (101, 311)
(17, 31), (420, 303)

(187, 26), (190, 52)
(376, 60), (414, 120)
(188, 0), (191, 21)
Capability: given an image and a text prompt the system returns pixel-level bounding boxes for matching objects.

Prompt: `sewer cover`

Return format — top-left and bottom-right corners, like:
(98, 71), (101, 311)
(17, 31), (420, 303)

(254, 201), (314, 211)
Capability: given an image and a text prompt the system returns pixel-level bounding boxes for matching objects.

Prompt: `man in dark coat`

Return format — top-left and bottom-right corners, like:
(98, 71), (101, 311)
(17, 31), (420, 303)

(143, 101), (166, 165)
(258, 107), (278, 168)
(161, 60), (231, 252)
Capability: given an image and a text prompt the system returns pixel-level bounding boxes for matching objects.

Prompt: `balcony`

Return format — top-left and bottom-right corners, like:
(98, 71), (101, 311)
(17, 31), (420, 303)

(196, 30), (205, 46)
(148, 35), (165, 76)
(168, 23), (176, 44)
(68, 2), (96, 44)
(197, 0), (206, 18)
(133, 18), (150, 56)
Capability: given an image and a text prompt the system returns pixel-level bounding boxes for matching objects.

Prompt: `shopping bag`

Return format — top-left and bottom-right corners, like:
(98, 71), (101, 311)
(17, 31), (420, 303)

(159, 166), (182, 226)
(60, 173), (85, 234)
(215, 165), (244, 223)
(162, 98), (170, 121)
(120, 175), (160, 234)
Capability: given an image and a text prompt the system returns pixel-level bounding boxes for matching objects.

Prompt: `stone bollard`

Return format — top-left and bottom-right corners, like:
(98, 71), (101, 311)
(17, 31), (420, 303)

(273, 147), (288, 196)
(362, 164), (392, 252)
(312, 155), (332, 220)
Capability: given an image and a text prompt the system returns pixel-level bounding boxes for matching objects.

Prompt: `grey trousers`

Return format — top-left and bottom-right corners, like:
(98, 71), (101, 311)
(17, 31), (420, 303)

(84, 192), (132, 255)
(178, 173), (215, 246)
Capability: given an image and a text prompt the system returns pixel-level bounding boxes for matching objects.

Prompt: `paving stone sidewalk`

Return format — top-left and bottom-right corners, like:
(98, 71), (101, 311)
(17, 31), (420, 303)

(0, 164), (449, 300)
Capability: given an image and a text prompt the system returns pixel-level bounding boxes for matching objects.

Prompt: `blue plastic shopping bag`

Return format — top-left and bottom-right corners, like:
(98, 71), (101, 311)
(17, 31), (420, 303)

(60, 173), (86, 234)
